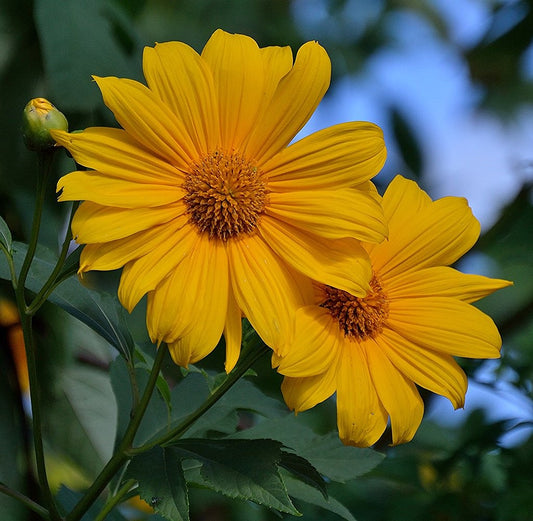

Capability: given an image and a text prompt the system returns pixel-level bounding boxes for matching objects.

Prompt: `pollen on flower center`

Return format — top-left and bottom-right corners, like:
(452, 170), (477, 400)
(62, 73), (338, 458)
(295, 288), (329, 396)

(320, 275), (389, 340)
(183, 151), (267, 240)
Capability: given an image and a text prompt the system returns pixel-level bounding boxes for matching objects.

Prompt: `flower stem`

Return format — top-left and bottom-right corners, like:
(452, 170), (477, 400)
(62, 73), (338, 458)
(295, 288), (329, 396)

(131, 340), (270, 453)
(93, 479), (136, 521)
(14, 149), (62, 521)
(17, 150), (55, 297)
(0, 482), (50, 520)
(65, 344), (168, 521)
(27, 202), (77, 316)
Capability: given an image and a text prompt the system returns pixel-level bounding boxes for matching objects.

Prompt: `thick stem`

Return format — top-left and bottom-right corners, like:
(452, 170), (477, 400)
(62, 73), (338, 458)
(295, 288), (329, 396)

(65, 344), (168, 521)
(15, 149), (62, 521)
(131, 341), (270, 453)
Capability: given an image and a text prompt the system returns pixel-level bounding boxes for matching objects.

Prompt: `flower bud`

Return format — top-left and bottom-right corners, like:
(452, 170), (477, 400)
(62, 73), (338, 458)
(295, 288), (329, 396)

(22, 98), (68, 151)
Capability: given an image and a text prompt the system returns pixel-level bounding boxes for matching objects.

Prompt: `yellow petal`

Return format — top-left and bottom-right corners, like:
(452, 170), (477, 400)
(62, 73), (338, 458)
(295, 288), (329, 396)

(336, 345), (388, 447)
(267, 187), (386, 242)
(259, 215), (372, 296)
(58, 171), (184, 208)
(147, 234), (228, 351)
(224, 286), (243, 373)
(275, 306), (341, 376)
(227, 233), (312, 353)
(365, 340), (424, 445)
(166, 239), (228, 367)
(387, 297), (502, 359)
(117, 221), (198, 311)
(387, 266), (513, 304)
(143, 41), (219, 154)
(246, 40), (330, 163)
(263, 122), (386, 189)
(94, 76), (196, 166)
(369, 176), (480, 277)
(378, 327), (467, 409)
(201, 29), (265, 150)
(79, 214), (188, 272)
(281, 362), (339, 413)
(259, 45), (293, 104)
(53, 128), (184, 184)
(71, 201), (182, 244)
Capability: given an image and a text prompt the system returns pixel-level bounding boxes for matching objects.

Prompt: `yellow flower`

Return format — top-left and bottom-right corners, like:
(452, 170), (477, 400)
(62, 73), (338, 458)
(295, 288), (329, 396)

(276, 176), (512, 447)
(52, 30), (387, 371)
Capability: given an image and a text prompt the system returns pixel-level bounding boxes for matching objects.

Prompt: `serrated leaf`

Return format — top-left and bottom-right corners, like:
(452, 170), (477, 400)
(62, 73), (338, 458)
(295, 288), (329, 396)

(172, 439), (300, 515)
(297, 433), (385, 483)
(126, 447), (189, 521)
(279, 451), (328, 499)
(231, 416), (384, 483)
(0, 216), (12, 253)
(284, 476), (357, 521)
(0, 241), (134, 358)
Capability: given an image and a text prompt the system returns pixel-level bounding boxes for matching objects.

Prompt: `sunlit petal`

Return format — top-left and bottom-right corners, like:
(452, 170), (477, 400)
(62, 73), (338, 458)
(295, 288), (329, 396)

(336, 345), (388, 447)
(379, 328), (467, 409)
(263, 122), (386, 189)
(366, 340), (424, 445)
(259, 215), (372, 296)
(247, 41), (330, 163)
(387, 297), (502, 359)
(143, 41), (219, 153)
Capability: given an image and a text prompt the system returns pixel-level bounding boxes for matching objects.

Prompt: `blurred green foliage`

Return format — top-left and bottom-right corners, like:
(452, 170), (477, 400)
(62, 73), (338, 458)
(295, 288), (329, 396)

(1, 0), (532, 520)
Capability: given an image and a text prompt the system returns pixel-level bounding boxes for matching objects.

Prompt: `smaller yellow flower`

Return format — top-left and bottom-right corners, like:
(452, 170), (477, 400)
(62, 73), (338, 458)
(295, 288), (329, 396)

(276, 175), (512, 447)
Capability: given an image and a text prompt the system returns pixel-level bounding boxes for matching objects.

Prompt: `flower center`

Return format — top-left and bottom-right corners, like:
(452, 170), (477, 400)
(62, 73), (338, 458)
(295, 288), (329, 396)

(183, 151), (267, 240)
(319, 275), (389, 340)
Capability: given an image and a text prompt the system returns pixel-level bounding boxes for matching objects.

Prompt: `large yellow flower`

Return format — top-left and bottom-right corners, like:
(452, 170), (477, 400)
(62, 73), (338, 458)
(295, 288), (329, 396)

(277, 176), (512, 447)
(52, 30), (387, 371)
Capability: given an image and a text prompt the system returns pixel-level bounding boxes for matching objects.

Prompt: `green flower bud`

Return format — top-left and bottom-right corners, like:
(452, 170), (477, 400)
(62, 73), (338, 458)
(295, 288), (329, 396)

(22, 98), (68, 151)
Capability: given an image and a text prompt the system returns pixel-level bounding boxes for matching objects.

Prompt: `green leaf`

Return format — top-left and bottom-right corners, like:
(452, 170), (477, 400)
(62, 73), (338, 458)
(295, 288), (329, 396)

(0, 216), (12, 253)
(0, 241), (134, 358)
(297, 433), (385, 483)
(126, 447), (189, 521)
(110, 356), (169, 447)
(284, 476), (357, 521)
(279, 451), (328, 500)
(231, 415), (384, 483)
(173, 438), (300, 516)
(45, 366), (117, 478)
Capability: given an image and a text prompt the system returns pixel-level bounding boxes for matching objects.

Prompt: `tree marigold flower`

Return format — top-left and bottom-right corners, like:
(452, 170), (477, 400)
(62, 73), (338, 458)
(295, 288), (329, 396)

(52, 29), (388, 371)
(276, 176), (512, 447)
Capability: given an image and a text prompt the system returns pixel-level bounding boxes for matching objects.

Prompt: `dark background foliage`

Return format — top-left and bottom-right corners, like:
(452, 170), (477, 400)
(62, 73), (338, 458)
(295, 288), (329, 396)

(0, 0), (532, 520)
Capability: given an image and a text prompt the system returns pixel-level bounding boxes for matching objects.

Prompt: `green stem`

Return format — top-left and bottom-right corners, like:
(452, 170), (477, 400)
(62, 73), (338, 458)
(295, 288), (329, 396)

(0, 243), (17, 287)
(0, 482), (50, 520)
(93, 479), (136, 521)
(131, 341), (270, 453)
(27, 202), (77, 316)
(17, 150), (55, 298)
(14, 149), (62, 521)
(16, 311), (62, 521)
(65, 344), (168, 521)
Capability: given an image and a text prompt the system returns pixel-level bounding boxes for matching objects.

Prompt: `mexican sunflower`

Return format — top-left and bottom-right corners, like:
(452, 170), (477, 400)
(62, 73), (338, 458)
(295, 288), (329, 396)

(276, 175), (512, 447)
(52, 29), (388, 371)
